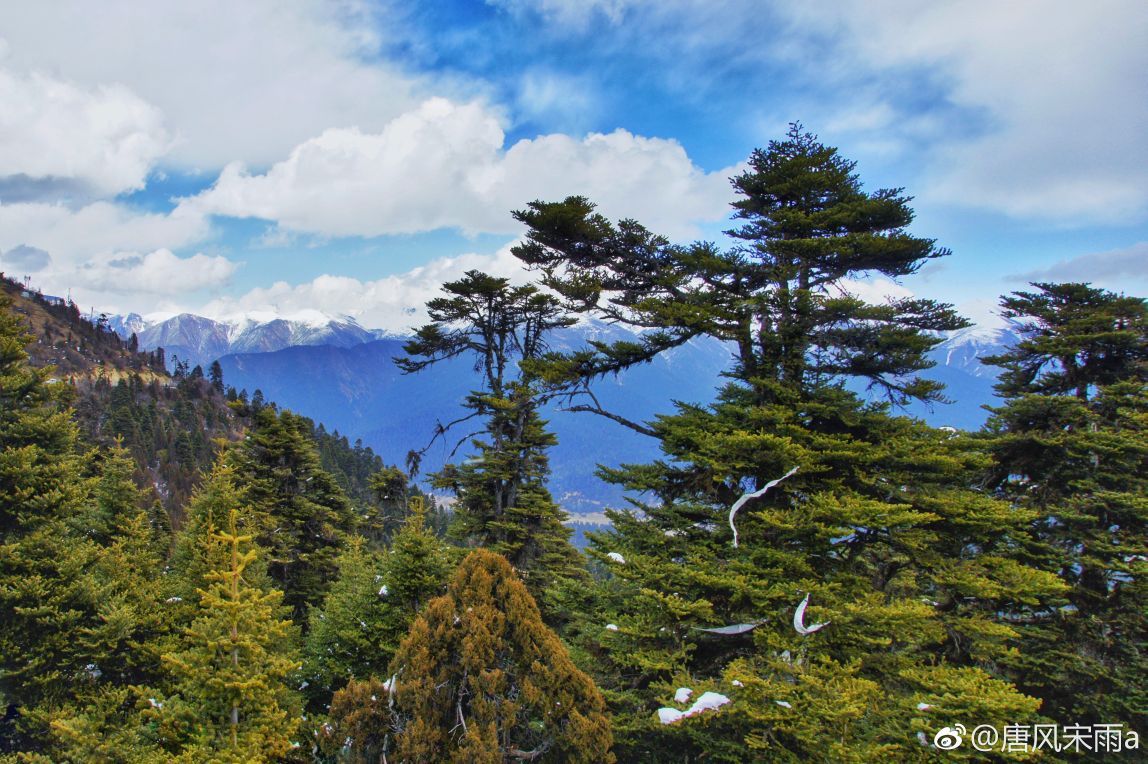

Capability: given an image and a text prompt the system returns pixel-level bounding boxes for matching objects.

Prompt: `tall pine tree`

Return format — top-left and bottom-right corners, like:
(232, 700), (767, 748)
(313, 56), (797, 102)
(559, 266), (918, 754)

(397, 271), (582, 594)
(0, 294), (102, 753)
(512, 126), (1064, 760)
(983, 282), (1147, 734)
(229, 407), (357, 620)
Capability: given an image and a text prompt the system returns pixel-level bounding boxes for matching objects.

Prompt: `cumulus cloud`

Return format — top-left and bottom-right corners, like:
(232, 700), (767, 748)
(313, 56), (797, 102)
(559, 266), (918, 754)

(184, 98), (735, 239)
(75, 249), (236, 295)
(836, 276), (915, 305)
(0, 67), (171, 197)
(490, 1), (1148, 226)
(1010, 242), (1148, 284)
(774, 0), (1148, 224)
(0, 1), (435, 170)
(1, 244), (51, 273)
(0, 201), (208, 269)
(200, 245), (527, 332)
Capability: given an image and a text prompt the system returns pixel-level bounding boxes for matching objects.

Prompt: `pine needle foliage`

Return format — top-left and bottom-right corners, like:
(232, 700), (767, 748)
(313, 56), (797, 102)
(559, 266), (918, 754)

(397, 271), (582, 594)
(511, 127), (1063, 760)
(389, 549), (613, 763)
(983, 283), (1147, 733)
(162, 503), (301, 762)
(0, 293), (102, 752)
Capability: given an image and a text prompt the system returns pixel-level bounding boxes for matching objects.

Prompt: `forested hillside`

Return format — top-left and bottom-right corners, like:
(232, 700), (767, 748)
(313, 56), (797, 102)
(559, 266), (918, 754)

(1, 129), (1144, 762)
(0, 274), (420, 525)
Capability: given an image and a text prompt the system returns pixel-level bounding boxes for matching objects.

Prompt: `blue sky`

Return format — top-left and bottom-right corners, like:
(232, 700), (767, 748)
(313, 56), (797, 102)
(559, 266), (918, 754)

(0, 0), (1144, 329)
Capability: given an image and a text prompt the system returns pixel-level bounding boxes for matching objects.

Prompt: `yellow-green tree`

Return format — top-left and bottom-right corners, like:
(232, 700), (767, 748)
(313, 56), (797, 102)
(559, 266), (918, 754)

(162, 503), (301, 762)
(389, 549), (613, 763)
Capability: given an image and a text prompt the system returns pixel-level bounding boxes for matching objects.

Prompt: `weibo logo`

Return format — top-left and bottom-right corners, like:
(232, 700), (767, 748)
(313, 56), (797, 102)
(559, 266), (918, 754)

(933, 725), (965, 750)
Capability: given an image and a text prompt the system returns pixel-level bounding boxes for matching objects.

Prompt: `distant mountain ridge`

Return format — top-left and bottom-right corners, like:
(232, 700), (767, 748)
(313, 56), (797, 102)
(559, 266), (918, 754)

(109, 308), (1021, 517)
(109, 311), (396, 367)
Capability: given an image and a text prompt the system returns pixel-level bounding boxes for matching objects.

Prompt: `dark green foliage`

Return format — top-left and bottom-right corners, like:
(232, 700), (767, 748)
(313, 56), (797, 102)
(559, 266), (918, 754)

(0, 296), (170, 759)
(310, 424), (384, 509)
(398, 270), (582, 594)
(229, 407), (357, 620)
(209, 360), (225, 393)
(512, 123), (966, 412)
(303, 501), (452, 710)
(985, 282), (1147, 399)
(0, 293), (100, 727)
(512, 127), (1061, 760)
(364, 465), (409, 544)
(75, 372), (240, 519)
(984, 283), (1148, 734)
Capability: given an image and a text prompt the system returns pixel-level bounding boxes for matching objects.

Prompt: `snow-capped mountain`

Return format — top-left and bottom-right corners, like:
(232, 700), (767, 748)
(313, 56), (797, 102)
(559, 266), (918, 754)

(931, 323), (1022, 379)
(106, 312), (148, 340)
(110, 311), (382, 366)
(899, 323), (1019, 430)
(101, 305), (1023, 516)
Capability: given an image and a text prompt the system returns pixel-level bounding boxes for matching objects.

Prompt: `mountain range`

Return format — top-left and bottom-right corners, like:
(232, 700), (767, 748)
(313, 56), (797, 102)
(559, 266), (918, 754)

(110, 311), (1018, 518)
(108, 310), (397, 367)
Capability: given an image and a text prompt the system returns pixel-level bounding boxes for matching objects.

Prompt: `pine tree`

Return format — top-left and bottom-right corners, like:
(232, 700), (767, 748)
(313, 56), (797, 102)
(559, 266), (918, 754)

(304, 498), (452, 710)
(983, 282), (1147, 733)
(389, 549), (613, 763)
(510, 127), (1064, 760)
(364, 465), (410, 545)
(303, 540), (391, 711)
(76, 440), (169, 691)
(320, 676), (393, 763)
(985, 282), (1146, 399)
(229, 407), (357, 620)
(162, 506), (301, 762)
(0, 294), (102, 752)
(397, 271), (582, 594)
(209, 360), (225, 394)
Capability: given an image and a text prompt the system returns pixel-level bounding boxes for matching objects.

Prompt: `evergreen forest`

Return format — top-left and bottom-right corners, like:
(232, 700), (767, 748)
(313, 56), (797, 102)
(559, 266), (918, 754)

(0, 126), (1144, 762)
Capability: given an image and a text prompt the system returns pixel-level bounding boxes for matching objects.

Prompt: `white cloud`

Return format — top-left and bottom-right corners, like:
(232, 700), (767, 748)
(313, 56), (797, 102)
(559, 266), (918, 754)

(0, 67), (171, 196)
(184, 98), (735, 239)
(836, 276), (915, 305)
(1011, 242), (1148, 285)
(200, 245), (528, 332)
(0, 1), (435, 170)
(491, 1), (1148, 226)
(0, 201), (208, 269)
(75, 248), (236, 296)
(1, 244), (51, 273)
(774, 0), (1148, 225)
(515, 69), (599, 131)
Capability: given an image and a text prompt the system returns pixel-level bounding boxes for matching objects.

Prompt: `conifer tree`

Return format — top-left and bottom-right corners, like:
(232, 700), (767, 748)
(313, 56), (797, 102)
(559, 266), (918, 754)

(209, 360), (225, 394)
(304, 498), (452, 710)
(983, 283), (1147, 733)
(321, 676), (393, 763)
(303, 539), (390, 710)
(229, 407), (357, 619)
(511, 127), (1064, 759)
(0, 295), (102, 752)
(162, 506), (301, 762)
(364, 464), (410, 545)
(985, 282), (1146, 399)
(77, 440), (169, 691)
(397, 271), (582, 593)
(389, 549), (613, 763)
